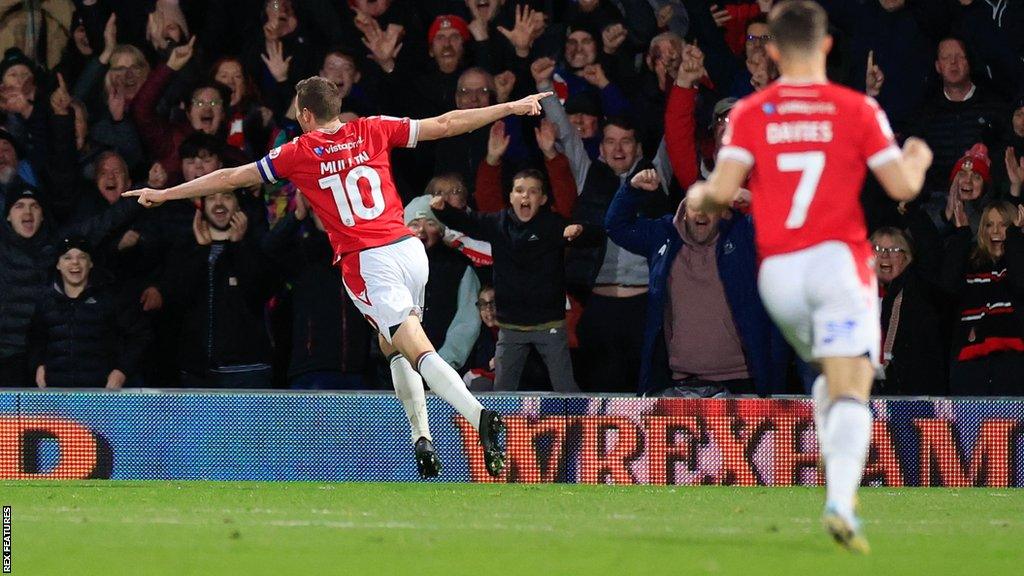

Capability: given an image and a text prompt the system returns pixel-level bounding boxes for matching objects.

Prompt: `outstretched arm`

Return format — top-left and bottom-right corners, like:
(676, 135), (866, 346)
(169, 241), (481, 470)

(687, 159), (752, 214)
(416, 92), (552, 141)
(123, 164), (262, 207)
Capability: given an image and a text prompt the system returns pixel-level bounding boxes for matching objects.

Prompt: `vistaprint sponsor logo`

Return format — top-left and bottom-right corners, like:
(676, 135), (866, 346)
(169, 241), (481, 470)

(320, 138), (364, 155)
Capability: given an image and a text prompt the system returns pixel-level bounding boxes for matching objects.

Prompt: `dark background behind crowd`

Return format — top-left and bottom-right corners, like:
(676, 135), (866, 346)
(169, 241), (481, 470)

(1, 0), (1023, 397)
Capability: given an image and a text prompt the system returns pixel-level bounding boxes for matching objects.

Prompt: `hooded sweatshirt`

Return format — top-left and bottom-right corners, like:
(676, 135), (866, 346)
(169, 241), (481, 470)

(663, 204), (749, 382)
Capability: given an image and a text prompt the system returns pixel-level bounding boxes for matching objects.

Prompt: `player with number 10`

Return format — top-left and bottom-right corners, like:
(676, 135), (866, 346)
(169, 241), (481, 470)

(126, 76), (553, 479)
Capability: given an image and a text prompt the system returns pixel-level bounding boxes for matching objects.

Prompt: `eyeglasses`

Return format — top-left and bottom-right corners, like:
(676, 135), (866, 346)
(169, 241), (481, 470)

(476, 300), (496, 310)
(457, 87), (491, 98)
(714, 115), (731, 126)
(746, 34), (773, 43)
(873, 246), (907, 255)
(191, 99), (223, 108)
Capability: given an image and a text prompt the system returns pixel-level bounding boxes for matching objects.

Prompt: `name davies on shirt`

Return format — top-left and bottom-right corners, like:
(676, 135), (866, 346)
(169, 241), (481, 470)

(764, 100), (838, 145)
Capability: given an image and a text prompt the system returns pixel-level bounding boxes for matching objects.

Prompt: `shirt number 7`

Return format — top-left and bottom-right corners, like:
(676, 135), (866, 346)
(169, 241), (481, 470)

(778, 151), (826, 229)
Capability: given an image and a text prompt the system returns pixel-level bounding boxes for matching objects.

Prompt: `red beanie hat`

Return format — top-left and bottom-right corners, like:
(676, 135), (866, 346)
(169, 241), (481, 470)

(428, 15), (471, 45)
(950, 143), (991, 184)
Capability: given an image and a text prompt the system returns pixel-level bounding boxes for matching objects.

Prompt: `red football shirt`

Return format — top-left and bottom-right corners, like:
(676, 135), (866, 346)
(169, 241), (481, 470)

(718, 80), (899, 259)
(257, 116), (420, 261)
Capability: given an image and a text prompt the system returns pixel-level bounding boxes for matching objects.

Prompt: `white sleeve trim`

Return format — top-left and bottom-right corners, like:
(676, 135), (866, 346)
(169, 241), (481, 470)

(257, 157), (277, 184)
(406, 119), (420, 148)
(867, 145), (901, 169)
(717, 145), (754, 166)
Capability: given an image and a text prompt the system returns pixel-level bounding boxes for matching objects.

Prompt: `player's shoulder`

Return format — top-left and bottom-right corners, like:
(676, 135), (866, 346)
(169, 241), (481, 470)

(819, 82), (880, 112)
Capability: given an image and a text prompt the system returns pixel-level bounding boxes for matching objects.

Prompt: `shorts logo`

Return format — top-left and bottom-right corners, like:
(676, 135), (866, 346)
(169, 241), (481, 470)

(822, 319), (857, 345)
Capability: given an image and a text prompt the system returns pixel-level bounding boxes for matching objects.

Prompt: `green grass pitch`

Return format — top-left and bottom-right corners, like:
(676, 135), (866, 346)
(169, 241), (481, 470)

(2, 481), (1022, 575)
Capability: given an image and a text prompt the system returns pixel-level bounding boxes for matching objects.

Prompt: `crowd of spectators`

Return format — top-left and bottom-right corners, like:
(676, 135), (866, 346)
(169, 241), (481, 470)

(1, 0), (1023, 396)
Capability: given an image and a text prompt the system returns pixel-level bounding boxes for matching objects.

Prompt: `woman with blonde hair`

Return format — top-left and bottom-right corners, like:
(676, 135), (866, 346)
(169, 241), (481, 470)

(940, 200), (1024, 395)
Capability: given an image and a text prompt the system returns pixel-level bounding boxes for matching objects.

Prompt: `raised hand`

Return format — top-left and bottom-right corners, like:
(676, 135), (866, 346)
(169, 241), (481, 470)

(497, 4), (544, 58)
(581, 63), (609, 89)
(117, 229), (141, 251)
(563, 224), (583, 241)
(139, 286), (164, 312)
(486, 120), (510, 165)
(530, 57), (556, 89)
(261, 41), (293, 82)
(535, 118), (558, 159)
(99, 13), (118, 64)
(507, 91), (552, 116)
(73, 24), (93, 56)
(602, 23), (628, 55)
(227, 211), (248, 242)
(710, 4), (732, 27)
(866, 50), (884, 98)
(656, 5), (674, 30)
(757, 0), (774, 13)
(494, 70), (516, 104)
(675, 44), (706, 88)
(50, 73), (71, 116)
(467, 1), (489, 40)
(193, 209), (212, 245)
(148, 161), (168, 189)
(107, 85), (126, 121)
(902, 137), (933, 172)
(167, 35), (196, 71)
(122, 187), (166, 208)
(362, 22), (404, 71)
(630, 168), (661, 191)
(35, 365), (46, 388)
(1006, 147), (1024, 197)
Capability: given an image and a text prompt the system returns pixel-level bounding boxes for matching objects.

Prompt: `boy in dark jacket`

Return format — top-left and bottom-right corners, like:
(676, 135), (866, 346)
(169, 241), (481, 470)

(29, 237), (150, 388)
(432, 169), (602, 392)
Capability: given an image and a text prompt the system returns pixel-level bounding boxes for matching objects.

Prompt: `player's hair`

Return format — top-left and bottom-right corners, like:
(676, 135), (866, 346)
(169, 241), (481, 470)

(768, 0), (828, 55)
(511, 168), (549, 196)
(869, 227), (914, 263)
(179, 132), (224, 161)
(295, 76), (343, 123)
(972, 202), (1016, 267)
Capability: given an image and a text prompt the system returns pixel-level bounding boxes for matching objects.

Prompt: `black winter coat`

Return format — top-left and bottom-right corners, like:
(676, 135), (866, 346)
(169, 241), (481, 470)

(262, 214), (371, 379)
(160, 239), (279, 376)
(28, 278), (150, 387)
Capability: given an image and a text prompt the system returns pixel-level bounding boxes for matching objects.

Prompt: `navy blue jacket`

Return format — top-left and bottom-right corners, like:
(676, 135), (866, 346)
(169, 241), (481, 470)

(605, 181), (790, 397)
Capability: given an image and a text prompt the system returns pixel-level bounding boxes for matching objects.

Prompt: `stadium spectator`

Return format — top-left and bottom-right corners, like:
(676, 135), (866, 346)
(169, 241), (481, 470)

(28, 237), (150, 388)
(425, 173), (493, 268)
(940, 201), (1024, 396)
(133, 37), (243, 180)
(1, 47), (48, 166)
(910, 38), (1009, 195)
(607, 169), (787, 397)
(0, 129), (37, 211)
(870, 224), (949, 396)
(464, 284), (498, 391)
(405, 194), (481, 371)
(929, 144), (995, 234)
(432, 169), (601, 392)
(0, 184), (139, 387)
(261, 192), (372, 389)
(536, 63), (671, 392)
(155, 189), (278, 388)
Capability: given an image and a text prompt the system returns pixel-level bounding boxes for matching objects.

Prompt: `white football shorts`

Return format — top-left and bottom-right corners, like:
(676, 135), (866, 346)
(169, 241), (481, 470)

(339, 236), (428, 343)
(758, 241), (880, 367)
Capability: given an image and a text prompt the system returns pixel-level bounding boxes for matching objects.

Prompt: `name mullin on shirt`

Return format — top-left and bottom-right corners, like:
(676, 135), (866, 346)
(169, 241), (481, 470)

(318, 138), (369, 174)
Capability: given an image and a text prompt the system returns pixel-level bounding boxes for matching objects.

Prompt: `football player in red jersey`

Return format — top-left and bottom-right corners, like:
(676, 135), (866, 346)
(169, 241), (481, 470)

(686, 0), (933, 552)
(127, 76), (552, 480)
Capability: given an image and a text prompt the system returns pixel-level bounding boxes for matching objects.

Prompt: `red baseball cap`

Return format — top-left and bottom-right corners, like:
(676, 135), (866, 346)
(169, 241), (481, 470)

(428, 15), (471, 45)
